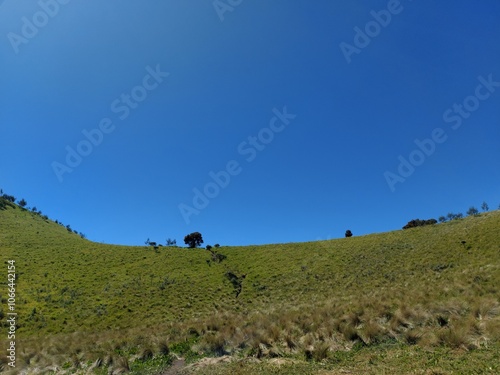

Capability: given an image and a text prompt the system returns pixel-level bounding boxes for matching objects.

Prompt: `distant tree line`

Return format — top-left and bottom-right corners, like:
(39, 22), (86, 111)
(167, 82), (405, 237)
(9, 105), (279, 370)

(404, 201), (493, 230)
(0, 188), (87, 239)
(403, 218), (437, 230)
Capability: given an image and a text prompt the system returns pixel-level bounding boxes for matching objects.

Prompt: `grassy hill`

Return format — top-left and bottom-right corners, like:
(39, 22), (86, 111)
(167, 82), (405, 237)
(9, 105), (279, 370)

(1, 200), (499, 374)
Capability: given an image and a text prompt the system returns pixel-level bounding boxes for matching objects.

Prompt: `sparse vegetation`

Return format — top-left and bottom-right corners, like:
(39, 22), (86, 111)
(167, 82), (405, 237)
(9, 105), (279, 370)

(482, 201), (489, 212)
(166, 238), (177, 246)
(184, 231), (204, 248)
(467, 206), (480, 216)
(402, 218), (437, 229)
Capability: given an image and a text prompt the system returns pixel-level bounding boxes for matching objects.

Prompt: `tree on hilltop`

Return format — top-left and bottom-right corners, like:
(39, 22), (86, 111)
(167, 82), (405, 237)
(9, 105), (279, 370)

(345, 230), (353, 238)
(467, 207), (479, 216)
(184, 232), (203, 248)
(3, 195), (15, 203)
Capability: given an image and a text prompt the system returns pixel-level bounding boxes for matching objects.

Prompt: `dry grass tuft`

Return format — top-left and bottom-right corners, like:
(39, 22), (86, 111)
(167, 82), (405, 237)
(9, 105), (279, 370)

(203, 333), (227, 356)
(311, 341), (330, 362)
(359, 320), (385, 345)
(138, 347), (154, 361)
(112, 356), (130, 374)
(158, 340), (170, 355)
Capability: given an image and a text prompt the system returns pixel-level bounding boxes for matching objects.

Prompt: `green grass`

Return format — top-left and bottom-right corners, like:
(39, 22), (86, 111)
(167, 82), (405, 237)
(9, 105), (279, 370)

(1, 201), (499, 374)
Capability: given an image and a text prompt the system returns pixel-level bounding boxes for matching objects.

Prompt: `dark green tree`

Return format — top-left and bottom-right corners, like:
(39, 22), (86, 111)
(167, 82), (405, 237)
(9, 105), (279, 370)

(184, 232), (203, 248)
(345, 230), (353, 238)
(467, 207), (479, 216)
(481, 202), (489, 212)
(166, 238), (177, 246)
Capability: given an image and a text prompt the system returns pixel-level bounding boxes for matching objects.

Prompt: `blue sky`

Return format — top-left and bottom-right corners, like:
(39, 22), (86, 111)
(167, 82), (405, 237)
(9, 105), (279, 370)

(1, 0), (499, 247)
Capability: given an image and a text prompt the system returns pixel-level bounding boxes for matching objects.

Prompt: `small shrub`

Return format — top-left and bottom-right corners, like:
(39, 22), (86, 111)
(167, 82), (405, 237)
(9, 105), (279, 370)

(403, 218), (437, 229)
(284, 334), (297, 350)
(158, 341), (170, 355)
(138, 347), (153, 361)
(312, 342), (330, 361)
(341, 324), (360, 341)
(359, 321), (384, 345)
(467, 207), (479, 216)
(203, 333), (226, 356)
(211, 252), (227, 264)
(166, 238), (177, 246)
(3, 194), (15, 203)
(113, 356), (130, 373)
(404, 329), (422, 345)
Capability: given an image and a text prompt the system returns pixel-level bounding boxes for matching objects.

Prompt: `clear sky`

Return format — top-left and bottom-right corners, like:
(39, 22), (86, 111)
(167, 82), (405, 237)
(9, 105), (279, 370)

(1, 0), (499, 247)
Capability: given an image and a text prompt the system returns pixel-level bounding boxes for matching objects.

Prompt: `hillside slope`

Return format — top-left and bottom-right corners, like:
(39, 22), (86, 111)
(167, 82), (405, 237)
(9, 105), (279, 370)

(1, 202), (499, 373)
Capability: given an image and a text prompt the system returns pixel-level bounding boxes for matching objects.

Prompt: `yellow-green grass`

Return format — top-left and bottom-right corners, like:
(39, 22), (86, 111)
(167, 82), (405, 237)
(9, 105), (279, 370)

(0, 201), (499, 374)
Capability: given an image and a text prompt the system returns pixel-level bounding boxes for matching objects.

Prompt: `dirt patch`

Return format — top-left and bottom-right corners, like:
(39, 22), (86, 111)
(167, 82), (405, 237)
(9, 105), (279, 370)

(186, 355), (234, 370)
(161, 358), (186, 375)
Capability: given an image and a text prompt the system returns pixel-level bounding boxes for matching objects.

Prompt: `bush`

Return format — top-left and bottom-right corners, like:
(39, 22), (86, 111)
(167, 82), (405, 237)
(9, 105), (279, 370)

(447, 212), (463, 221)
(166, 238), (177, 246)
(2, 194), (15, 203)
(345, 230), (353, 238)
(184, 232), (203, 248)
(211, 252), (226, 264)
(403, 218), (437, 230)
(467, 207), (479, 216)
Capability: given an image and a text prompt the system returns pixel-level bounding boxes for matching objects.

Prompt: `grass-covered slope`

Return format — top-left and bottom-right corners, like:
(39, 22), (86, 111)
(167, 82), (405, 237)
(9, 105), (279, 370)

(1, 202), (500, 374)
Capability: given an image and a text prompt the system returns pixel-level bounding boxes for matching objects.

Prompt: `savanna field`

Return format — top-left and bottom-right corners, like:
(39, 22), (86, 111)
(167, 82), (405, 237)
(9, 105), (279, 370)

(1, 198), (500, 374)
